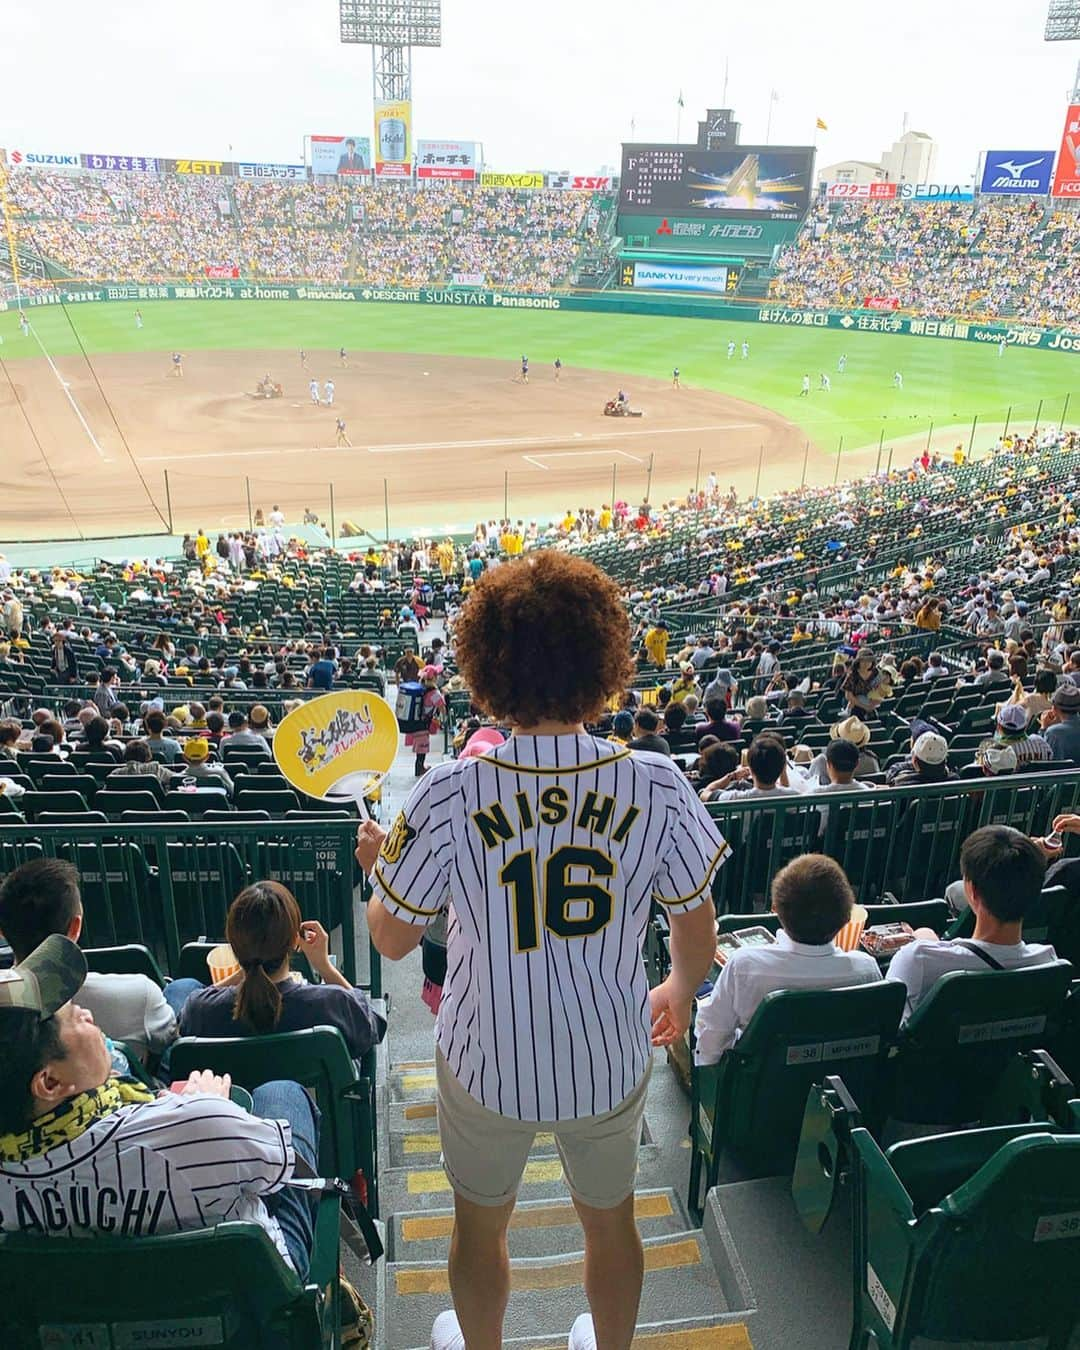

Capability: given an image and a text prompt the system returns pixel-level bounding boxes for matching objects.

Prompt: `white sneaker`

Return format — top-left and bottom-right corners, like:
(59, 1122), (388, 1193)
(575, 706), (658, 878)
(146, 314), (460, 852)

(568, 1313), (598, 1350)
(431, 1309), (465, 1350)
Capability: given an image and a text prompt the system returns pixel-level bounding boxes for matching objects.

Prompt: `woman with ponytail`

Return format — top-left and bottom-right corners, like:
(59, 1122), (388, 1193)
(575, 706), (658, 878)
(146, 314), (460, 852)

(179, 881), (386, 1057)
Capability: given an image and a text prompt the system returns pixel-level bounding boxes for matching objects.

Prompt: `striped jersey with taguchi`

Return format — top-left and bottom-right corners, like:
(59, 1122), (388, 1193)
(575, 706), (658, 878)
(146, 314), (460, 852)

(370, 734), (729, 1123)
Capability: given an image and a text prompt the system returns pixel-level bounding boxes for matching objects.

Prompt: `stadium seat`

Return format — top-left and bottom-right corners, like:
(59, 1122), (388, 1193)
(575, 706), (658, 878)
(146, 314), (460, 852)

(37, 811), (108, 825)
(890, 961), (1076, 1125)
(164, 789), (228, 816)
(171, 1025), (381, 1215)
(235, 787), (302, 815)
(203, 808), (271, 822)
(164, 840), (249, 943)
(83, 943), (168, 986)
(0, 1193), (346, 1350)
(688, 981), (905, 1216)
(95, 789), (160, 819)
(20, 790), (89, 821)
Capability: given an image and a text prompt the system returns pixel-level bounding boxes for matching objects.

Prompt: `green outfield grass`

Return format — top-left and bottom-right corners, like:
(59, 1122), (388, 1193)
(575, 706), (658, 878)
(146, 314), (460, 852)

(1, 299), (1077, 452)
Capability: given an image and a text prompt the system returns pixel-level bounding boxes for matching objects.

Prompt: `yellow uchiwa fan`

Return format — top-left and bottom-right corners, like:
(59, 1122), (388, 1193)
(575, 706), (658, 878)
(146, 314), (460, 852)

(273, 691), (398, 804)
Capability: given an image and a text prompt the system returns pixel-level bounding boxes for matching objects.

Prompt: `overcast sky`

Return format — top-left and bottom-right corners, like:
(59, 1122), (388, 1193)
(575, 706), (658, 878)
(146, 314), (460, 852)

(2, 0), (1077, 181)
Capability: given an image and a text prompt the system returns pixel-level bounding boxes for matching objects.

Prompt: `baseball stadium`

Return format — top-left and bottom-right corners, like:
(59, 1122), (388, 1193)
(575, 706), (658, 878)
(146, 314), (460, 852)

(2, 0), (1080, 1347)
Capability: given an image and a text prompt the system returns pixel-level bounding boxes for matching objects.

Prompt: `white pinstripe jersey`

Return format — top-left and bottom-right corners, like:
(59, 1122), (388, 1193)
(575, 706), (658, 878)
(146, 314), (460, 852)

(0, 1093), (296, 1267)
(371, 734), (729, 1122)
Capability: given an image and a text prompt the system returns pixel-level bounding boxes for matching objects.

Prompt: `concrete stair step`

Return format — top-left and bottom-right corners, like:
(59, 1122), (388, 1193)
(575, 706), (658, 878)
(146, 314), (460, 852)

(389, 1061), (438, 1105)
(388, 1230), (732, 1350)
(389, 1125), (561, 1170)
(381, 1144), (666, 1222)
(390, 1187), (690, 1263)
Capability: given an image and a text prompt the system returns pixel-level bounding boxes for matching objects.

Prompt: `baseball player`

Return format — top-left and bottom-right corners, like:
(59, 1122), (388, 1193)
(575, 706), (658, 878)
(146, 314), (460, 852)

(727, 340), (735, 361)
(18, 312), (29, 338)
(800, 373), (810, 397)
(309, 378), (320, 406)
(300, 348), (309, 369)
(894, 370), (904, 390)
(820, 372), (831, 392)
(340, 346), (348, 368)
(335, 418), (351, 447)
(838, 353), (847, 374)
(172, 352), (184, 378)
(323, 379), (335, 406)
(741, 340), (749, 360)
(356, 550), (726, 1350)
(554, 356), (562, 381)
(672, 366), (681, 388)
(520, 354), (529, 384)
(135, 309), (143, 330)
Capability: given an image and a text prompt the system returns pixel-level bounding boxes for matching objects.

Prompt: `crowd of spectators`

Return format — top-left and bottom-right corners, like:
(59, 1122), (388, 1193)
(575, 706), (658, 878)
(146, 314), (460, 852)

(770, 197), (1080, 327)
(8, 170), (604, 292)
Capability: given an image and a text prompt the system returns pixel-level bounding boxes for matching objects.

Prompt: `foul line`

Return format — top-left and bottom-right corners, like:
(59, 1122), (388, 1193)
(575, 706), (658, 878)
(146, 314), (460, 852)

(27, 322), (110, 462)
(523, 449), (646, 471)
(137, 422), (760, 465)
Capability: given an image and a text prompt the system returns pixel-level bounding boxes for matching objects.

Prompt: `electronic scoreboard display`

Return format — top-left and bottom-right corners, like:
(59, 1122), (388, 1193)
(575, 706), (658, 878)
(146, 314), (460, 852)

(620, 144), (813, 221)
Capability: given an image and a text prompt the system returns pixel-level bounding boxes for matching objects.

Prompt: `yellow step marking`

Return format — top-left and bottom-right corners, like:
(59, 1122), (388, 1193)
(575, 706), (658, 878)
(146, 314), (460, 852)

(396, 1236), (701, 1295)
(395, 1060), (436, 1071)
(406, 1159), (564, 1195)
(401, 1191), (673, 1241)
(403, 1102), (437, 1120)
(535, 1329), (750, 1350)
(401, 1072), (436, 1092)
(403, 1131), (556, 1156)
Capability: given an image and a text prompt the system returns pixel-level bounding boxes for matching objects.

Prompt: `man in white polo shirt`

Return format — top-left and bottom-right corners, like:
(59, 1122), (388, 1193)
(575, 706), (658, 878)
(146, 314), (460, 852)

(695, 855), (881, 1063)
(887, 825), (1056, 1020)
(356, 550), (726, 1350)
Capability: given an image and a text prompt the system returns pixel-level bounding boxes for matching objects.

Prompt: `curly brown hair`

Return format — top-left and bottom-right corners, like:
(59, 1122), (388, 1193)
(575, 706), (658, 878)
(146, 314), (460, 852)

(454, 551), (633, 726)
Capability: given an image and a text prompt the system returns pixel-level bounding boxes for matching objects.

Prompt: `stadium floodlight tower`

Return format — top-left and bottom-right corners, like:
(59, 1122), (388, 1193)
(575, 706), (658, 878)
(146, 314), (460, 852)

(339, 0), (442, 103)
(1045, 0), (1080, 41)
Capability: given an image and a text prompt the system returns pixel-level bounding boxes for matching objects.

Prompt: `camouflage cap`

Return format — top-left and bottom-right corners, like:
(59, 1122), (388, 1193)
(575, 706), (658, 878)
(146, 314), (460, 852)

(0, 935), (86, 1020)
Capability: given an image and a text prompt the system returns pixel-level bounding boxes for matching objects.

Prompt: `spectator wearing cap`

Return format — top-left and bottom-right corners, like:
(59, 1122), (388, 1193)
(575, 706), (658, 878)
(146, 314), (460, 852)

(220, 711), (271, 753)
(807, 716), (879, 785)
(992, 703), (1052, 766)
(609, 711), (635, 745)
(778, 689), (814, 724)
(975, 742), (1018, 777)
(1042, 682), (1080, 763)
(179, 739), (234, 797)
(701, 666), (737, 708)
(669, 666), (698, 705)
(887, 723), (956, 786)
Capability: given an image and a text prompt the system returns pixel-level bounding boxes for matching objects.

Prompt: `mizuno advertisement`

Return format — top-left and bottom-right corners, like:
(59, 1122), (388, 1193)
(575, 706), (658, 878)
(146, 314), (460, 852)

(980, 150), (1055, 196)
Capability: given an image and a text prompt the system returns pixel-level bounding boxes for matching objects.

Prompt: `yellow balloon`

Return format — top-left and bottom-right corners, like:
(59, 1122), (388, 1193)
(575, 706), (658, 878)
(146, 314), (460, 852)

(273, 691), (398, 799)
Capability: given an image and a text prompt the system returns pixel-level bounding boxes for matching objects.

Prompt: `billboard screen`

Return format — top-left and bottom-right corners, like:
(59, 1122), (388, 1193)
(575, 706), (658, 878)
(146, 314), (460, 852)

(980, 150), (1055, 195)
(1052, 105), (1080, 198)
(374, 100), (412, 179)
(620, 143), (813, 221)
(307, 135), (371, 177)
(416, 140), (478, 180)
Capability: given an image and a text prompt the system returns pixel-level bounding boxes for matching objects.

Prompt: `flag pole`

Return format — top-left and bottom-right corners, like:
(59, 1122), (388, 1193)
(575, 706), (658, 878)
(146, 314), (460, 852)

(676, 91), (683, 143)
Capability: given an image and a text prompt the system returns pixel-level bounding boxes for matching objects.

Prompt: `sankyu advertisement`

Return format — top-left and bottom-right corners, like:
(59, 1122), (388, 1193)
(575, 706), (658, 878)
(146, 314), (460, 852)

(307, 136), (371, 177)
(626, 261), (734, 295)
(1052, 105), (1080, 199)
(415, 140), (478, 181)
(374, 101), (412, 179)
(479, 171), (545, 189)
(980, 150), (1056, 196)
(824, 182), (974, 202)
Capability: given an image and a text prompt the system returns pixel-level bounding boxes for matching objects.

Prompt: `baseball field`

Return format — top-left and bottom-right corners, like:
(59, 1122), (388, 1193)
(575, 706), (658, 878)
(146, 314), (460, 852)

(0, 298), (1076, 541)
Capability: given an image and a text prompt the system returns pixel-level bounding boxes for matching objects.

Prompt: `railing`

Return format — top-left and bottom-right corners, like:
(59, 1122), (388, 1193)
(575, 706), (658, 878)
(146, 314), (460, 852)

(704, 769), (1080, 910)
(0, 819), (379, 996)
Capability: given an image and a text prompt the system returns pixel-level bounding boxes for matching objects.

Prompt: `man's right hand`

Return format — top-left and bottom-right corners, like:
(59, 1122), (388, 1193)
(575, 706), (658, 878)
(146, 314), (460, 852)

(648, 977), (694, 1046)
(176, 1069), (232, 1099)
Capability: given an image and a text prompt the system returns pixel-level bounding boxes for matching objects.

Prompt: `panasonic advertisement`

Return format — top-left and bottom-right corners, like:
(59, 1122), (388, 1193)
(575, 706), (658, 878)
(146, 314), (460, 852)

(980, 150), (1055, 196)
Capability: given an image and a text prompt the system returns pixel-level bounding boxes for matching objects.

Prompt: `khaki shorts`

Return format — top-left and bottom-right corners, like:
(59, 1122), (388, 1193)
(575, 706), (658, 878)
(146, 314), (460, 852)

(435, 1050), (651, 1210)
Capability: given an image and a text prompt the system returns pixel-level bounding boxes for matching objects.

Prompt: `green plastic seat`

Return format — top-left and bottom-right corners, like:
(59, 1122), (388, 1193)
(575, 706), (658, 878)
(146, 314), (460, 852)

(84, 942), (168, 986)
(170, 1024), (381, 1217)
(847, 1125), (1080, 1348)
(0, 1193), (343, 1350)
(688, 980), (905, 1217)
(890, 960), (1075, 1124)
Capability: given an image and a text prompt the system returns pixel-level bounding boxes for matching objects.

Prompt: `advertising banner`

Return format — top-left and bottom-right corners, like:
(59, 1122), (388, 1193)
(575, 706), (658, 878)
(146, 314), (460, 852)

(159, 158), (237, 176)
(374, 101), (412, 179)
(415, 140), (478, 181)
(7, 148), (80, 169)
(825, 182), (897, 200)
(237, 162), (307, 181)
(864, 296), (901, 310)
(81, 152), (159, 172)
(617, 213), (798, 257)
(452, 271), (486, 286)
(479, 171), (545, 189)
(546, 172), (613, 190)
(206, 265), (240, 279)
(307, 136), (371, 177)
(980, 150), (1055, 196)
(1051, 105), (1080, 198)
(625, 260), (735, 294)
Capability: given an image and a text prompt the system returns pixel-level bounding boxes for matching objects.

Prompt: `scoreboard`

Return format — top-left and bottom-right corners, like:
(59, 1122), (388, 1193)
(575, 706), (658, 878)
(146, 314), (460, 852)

(620, 144), (814, 222)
